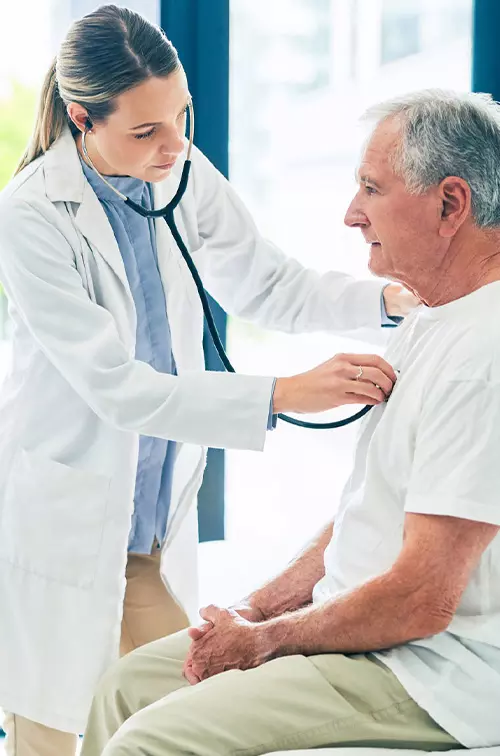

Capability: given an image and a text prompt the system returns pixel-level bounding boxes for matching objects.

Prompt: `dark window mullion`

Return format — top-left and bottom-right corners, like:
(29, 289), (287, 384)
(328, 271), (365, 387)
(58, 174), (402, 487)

(160, 0), (229, 542)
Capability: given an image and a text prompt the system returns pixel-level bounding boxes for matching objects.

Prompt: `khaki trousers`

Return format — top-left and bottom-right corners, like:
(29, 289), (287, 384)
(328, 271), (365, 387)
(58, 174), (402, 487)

(3, 546), (189, 756)
(80, 629), (461, 756)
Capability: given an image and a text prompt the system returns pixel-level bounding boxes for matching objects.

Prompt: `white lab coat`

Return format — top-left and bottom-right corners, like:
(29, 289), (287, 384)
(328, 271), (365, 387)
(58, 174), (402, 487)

(0, 126), (386, 733)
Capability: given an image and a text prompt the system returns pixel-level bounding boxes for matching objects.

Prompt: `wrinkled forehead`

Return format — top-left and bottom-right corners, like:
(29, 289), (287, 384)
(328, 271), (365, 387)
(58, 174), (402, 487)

(356, 117), (403, 181)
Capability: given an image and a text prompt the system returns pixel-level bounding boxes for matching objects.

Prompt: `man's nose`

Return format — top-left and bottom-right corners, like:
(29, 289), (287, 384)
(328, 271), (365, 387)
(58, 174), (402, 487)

(344, 197), (368, 229)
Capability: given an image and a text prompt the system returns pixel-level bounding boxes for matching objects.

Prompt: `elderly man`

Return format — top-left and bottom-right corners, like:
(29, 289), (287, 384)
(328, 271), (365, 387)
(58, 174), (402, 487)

(81, 89), (500, 755)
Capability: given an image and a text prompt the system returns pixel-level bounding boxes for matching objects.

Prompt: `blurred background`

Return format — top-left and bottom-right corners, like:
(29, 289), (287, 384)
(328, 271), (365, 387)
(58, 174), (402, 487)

(0, 0), (474, 612)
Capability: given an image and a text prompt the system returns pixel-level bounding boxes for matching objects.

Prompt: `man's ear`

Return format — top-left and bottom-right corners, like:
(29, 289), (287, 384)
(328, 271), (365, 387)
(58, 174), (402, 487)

(438, 176), (471, 238)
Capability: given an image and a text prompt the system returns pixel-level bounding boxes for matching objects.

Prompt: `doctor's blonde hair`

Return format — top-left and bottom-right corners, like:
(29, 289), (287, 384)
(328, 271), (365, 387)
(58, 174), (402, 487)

(15, 4), (180, 175)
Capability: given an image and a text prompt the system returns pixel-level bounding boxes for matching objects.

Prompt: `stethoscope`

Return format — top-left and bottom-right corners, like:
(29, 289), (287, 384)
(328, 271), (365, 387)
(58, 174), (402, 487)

(81, 102), (373, 430)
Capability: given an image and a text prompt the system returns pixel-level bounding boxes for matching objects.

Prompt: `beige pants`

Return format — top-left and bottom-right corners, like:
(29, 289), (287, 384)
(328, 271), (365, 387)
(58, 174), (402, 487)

(3, 546), (189, 756)
(80, 629), (461, 756)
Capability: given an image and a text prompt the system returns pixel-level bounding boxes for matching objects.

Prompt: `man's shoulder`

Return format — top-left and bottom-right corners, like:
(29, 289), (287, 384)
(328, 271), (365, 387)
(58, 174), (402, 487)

(424, 308), (500, 383)
(389, 300), (500, 387)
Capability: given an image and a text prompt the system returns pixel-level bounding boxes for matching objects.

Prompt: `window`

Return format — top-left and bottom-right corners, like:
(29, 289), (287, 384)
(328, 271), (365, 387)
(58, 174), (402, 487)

(200, 0), (472, 607)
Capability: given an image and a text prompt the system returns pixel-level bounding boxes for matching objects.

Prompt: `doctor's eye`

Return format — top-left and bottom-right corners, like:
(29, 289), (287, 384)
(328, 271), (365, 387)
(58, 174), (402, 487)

(364, 184), (377, 195)
(135, 127), (156, 140)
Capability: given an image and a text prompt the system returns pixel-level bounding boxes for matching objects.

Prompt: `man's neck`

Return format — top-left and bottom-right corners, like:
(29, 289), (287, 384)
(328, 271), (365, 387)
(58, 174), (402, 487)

(417, 234), (500, 307)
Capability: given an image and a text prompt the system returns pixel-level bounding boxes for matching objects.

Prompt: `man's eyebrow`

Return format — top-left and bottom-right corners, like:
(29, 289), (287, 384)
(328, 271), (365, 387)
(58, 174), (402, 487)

(130, 99), (191, 131)
(355, 171), (381, 189)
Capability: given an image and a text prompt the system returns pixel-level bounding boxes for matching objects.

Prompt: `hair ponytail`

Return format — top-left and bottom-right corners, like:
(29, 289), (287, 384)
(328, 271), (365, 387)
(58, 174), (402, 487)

(15, 58), (68, 176)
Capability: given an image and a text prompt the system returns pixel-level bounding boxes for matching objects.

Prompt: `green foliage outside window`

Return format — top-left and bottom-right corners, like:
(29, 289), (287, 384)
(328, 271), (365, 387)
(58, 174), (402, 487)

(0, 81), (36, 191)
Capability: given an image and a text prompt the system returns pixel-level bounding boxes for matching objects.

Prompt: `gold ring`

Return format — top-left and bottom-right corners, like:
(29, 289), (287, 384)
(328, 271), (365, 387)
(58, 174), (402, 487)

(355, 366), (363, 380)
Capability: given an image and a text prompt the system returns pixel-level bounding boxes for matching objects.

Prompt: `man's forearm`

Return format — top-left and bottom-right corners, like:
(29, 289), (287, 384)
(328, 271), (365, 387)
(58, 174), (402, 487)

(259, 566), (443, 657)
(243, 522), (333, 620)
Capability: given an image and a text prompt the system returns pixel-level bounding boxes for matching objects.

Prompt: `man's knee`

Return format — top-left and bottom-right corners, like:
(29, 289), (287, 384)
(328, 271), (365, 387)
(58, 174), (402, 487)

(91, 630), (192, 720)
(100, 706), (187, 756)
(91, 652), (140, 719)
(101, 727), (134, 756)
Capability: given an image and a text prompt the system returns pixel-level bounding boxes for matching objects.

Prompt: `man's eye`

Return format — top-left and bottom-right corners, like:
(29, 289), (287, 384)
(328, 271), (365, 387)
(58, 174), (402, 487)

(364, 185), (377, 195)
(134, 128), (156, 140)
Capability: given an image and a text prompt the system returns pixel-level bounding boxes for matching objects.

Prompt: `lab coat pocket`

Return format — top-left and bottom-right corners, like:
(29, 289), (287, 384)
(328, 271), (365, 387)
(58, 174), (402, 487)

(0, 448), (111, 588)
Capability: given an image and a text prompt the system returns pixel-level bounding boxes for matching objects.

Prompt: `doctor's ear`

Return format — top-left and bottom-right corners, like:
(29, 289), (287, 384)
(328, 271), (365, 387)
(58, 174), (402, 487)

(66, 103), (94, 134)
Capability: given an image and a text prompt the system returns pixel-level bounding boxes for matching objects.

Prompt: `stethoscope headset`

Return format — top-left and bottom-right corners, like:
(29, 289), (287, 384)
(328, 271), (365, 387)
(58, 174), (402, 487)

(81, 101), (373, 430)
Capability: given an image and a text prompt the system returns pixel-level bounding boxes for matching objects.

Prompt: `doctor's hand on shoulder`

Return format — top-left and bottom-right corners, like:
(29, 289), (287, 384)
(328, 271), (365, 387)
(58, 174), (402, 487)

(383, 283), (419, 318)
(273, 352), (396, 415)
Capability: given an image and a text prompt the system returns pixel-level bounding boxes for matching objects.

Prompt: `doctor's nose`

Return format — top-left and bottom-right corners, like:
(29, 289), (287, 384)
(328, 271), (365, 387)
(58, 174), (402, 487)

(344, 198), (369, 229)
(159, 128), (185, 157)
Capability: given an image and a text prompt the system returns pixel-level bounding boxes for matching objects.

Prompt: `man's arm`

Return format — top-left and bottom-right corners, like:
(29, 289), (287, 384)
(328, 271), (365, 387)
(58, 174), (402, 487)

(242, 521), (333, 620)
(186, 512), (497, 684)
(259, 512), (498, 657)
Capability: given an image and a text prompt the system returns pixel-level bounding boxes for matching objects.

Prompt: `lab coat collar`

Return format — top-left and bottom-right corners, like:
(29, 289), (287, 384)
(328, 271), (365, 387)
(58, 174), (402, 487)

(43, 124), (182, 295)
(44, 126), (130, 292)
(44, 124), (86, 204)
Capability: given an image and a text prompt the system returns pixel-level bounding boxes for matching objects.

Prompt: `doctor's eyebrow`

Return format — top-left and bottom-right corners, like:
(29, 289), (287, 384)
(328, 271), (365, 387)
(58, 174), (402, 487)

(130, 99), (192, 131)
(130, 121), (162, 130)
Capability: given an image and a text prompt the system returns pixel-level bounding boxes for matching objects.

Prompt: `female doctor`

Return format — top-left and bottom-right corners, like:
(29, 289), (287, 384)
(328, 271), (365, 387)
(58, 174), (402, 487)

(0, 5), (411, 754)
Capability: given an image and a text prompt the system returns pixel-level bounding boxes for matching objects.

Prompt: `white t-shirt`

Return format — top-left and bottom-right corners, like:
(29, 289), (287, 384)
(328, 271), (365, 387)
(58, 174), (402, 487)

(313, 281), (500, 748)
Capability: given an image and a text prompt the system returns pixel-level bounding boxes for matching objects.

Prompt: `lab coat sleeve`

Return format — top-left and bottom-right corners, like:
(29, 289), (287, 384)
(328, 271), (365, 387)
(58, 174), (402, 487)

(0, 199), (273, 451)
(189, 146), (386, 338)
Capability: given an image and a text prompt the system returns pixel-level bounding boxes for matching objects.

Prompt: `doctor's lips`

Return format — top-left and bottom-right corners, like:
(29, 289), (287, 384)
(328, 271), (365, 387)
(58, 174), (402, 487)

(153, 160), (176, 170)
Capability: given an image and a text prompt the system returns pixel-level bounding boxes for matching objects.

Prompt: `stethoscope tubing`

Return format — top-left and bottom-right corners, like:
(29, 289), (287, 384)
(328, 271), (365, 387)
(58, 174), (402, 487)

(81, 113), (373, 430)
(128, 163), (373, 430)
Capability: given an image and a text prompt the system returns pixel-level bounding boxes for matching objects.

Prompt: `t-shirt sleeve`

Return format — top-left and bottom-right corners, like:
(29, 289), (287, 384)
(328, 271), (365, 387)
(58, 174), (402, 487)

(405, 377), (500, 526)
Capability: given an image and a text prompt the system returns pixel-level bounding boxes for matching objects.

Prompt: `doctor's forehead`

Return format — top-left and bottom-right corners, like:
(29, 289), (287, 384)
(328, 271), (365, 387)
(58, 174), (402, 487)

(113, 69), (190, 125)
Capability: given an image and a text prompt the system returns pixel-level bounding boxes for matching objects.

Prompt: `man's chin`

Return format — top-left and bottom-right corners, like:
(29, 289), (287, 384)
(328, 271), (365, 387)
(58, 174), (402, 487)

(368, 250), (386, 278)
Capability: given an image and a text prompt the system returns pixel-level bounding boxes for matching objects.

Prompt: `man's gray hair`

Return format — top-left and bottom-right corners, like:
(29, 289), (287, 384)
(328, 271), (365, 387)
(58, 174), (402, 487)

(363, 89), (500, 228)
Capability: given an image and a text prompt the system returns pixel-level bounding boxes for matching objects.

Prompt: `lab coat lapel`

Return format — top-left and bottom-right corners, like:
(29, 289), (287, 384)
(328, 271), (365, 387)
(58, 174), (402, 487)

(153, 175), (205, 373)
(73, 181), (131, 294)
(44, 125), (131, 294)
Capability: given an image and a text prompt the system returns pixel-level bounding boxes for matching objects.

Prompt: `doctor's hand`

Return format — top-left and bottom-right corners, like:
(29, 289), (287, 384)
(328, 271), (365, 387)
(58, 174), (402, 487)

(183, 606), (268, 685)
(383, 283), (420, 317)
(273, 353), (396, 415)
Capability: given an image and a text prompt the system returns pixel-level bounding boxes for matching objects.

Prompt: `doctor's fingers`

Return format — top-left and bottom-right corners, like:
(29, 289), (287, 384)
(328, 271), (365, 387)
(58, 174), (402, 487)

(342, 380), (386, 405)
(346, 365), (394, 397)
(343, 353), (397, 383)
